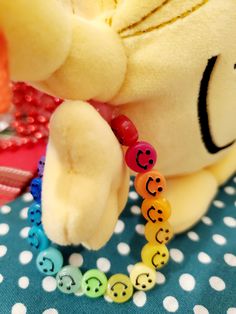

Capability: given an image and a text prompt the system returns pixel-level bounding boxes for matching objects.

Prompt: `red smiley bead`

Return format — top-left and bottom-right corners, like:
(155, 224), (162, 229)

(125, 141), (157, 173)
(111, 115), (139, 146)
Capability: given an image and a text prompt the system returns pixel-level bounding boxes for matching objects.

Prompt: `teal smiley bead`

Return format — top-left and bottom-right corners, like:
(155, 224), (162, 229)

(56, 266), (82, 294)
(27, 203), (42, 227)
(82, 269), (108, 298)
(36, 247), (63, 276)
(27, 226), (50, 251)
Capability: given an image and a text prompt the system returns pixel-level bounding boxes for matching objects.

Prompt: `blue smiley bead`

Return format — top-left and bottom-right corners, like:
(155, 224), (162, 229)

(27, 203), (42, 226)
(30, 177), (42, 203)
(36, 247), (63, 275)
(56, 266), (82, 294)
(27, 226), (50, 251)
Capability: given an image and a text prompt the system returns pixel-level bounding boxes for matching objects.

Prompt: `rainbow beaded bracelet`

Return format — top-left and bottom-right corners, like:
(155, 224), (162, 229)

(27, 112), (174, 303)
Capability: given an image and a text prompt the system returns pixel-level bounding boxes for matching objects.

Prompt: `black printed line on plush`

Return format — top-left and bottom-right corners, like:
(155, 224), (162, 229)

(198, 56), (235, 154)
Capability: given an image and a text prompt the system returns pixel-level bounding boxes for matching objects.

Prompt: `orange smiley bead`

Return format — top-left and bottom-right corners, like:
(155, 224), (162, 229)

(145, 221), (174, 245)
(134, 170), (166, 199)
(141, 198), (171, 223)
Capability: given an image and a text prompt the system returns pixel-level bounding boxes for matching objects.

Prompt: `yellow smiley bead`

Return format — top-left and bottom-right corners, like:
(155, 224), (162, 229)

(141, 243), (169, 270)
(130, 262), (156, 291)
(107, 273), (133, 303)
(145, 221), (174, 245)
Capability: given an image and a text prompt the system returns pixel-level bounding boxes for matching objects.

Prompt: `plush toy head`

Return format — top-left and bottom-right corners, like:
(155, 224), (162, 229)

(1, 0), (235, 176)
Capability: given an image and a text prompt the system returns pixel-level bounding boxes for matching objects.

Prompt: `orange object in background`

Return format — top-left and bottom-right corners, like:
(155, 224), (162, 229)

(0, 31), (11, 114)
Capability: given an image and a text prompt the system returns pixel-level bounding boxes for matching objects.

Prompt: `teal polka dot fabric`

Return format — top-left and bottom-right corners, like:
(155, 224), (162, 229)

(0, 175), (235, 314)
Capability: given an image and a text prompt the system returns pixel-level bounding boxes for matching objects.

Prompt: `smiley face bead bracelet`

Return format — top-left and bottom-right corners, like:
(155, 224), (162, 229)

(27, 113), (174, 304)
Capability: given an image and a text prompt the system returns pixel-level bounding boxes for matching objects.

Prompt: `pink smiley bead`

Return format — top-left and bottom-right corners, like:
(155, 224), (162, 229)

(125, 141), (157, 173)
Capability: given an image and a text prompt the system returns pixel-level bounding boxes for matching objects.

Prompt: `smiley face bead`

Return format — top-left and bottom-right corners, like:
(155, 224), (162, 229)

(107, 274), (133, 303)
(141, 243), (169, 269)
(30, 177), (42, 203)
(141, 198), (171, 223)
(125, 141), (157, 173)
(27, 226), (50, 251)
(135, 170), (166, 199)
(36, 247), (63, 275)
(82, 269), (107, 298)
(130, 263), (156, 291)
(145, 221), (174, 245)
(28, 203), (42, 226)
(56, 266), (82, 294)
(38, 156), (45, 177)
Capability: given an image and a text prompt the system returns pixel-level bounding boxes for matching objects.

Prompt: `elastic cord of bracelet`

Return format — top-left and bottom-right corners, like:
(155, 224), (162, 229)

(26, 113), (174, 304)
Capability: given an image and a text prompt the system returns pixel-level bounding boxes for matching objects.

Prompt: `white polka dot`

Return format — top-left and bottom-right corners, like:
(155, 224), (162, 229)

(0, 274), (3, 284)
(156, 271), (166, 284)
(129, 191), (139, 200)
(20, 207), (28, 219)
(163, 296), (179, 312)
(117, 242), (130, 255)
(0, 245), (7, 258)
(0, 205), (11, 214)
(213, 200), (225, 208)
(42, 309), (59, 314)
(42, 276), (57, 292)
(18, 276), (29, 289)
(201, 216), (213, 226)
(104, 294), (113, 303)
(19, 251), (33, 265)
(234, 177), (236, 183)
(170, 248), (184, 263)
(0, 223), (9, 236)
(68, 253), (83, 267)
(227, 308), (236, 314)
(224, 186), (235, 195)
(224, 253), (236, 267)
(22, 192), (33, 202)
(223, 217), (236, 228)
(212, 234), (226, 246)
(127, 264), (134, 274)
(96, 257), (111, 273)
(74, 287), (84, 297)
(198, 252), (212, 264)
(187, 231), (199, 241)
(179, 274), (196, 291)
(11, 303), (27, 314)
(209, 276), (226, 291)
(130, 205), (141, 215)
(193, 305), (209, 314)
(135, 224), (145, 235)
(19, 227), (30, 239)
(114, 220), (125, 234)
(129, 180), (134, 186)
(133, 291), (147, 307)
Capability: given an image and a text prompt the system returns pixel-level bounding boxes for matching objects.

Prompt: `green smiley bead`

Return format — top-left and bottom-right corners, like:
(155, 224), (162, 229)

(82, 269), (108, 298)
(107, 274), (133, 303)
(56, 265), (82, 294)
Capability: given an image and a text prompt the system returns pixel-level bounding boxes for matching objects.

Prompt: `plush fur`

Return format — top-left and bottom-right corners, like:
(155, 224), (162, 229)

(0, 0), (235, 249)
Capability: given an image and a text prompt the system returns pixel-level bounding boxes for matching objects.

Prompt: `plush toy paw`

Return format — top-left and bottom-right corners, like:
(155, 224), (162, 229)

(167, 170), (217, 233)
(42, 100), (129, 250)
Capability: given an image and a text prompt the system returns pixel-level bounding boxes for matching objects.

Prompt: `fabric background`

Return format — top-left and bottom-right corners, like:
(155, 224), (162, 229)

(0, 175), (235, 314)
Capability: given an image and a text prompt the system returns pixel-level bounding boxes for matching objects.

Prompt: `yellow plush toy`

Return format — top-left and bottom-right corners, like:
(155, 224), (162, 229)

(0, 0), (236, 250)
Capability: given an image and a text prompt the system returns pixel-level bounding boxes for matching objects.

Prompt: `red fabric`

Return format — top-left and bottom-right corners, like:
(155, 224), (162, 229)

(0, 140), (47, 205)
(0, 140), (46, 171)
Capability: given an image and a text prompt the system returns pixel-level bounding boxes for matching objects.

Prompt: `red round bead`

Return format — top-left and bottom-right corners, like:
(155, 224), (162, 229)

(111, 115), (139, 146)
